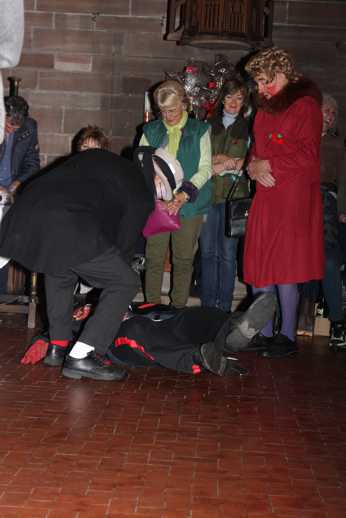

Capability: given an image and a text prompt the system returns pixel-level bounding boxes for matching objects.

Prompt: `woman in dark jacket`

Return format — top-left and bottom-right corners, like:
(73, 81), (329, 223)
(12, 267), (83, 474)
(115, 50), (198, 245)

(200, 77), (251, 312)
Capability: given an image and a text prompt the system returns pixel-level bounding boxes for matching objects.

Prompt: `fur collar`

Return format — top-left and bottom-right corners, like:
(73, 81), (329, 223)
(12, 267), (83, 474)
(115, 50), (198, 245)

(256, 77), (322, 114)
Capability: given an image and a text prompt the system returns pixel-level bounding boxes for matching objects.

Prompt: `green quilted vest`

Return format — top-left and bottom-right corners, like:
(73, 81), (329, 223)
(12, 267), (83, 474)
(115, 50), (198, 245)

(210, 115), (250, 204)
(143, 118), (212, 218)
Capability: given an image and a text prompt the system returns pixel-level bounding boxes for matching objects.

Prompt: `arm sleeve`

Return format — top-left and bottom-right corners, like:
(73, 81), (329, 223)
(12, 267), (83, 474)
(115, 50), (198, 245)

(268, 98), (323, 185)
(0, 0), (24, 68)
(139, 134), (149, 147)
(17, 120), (40, 183)
(189, 130), (212, 189)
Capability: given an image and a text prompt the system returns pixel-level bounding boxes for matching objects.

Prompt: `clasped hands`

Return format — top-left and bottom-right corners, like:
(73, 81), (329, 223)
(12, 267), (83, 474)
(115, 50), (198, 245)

(164, 191), (189, 216)
(212, 154), (244, 176)
(248, 158), (275, 188)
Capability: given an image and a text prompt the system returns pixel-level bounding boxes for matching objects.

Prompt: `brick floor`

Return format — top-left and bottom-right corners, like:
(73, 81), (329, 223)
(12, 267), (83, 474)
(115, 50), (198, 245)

(0, 316), (345, 517)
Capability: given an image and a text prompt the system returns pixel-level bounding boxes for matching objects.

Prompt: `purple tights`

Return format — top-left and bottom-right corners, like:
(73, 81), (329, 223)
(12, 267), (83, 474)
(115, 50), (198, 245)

(252, 283), (299, 341)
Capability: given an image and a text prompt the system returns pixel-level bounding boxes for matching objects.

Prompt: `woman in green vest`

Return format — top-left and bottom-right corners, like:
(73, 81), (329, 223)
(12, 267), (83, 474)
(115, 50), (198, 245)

(199, 77), (251, 312)
(140, 80), (212, 308)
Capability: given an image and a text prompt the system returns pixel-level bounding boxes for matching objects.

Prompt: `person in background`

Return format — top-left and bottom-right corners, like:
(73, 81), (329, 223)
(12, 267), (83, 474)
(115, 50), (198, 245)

(199, 77), (251, 313)
(243, 47), (324, 358)
(72, 125), (109, 153)
(139, 80), (212, 309)
(298, 94), (346, 348)
(1, 96), (40, 194)
(0, 96), (40, 294)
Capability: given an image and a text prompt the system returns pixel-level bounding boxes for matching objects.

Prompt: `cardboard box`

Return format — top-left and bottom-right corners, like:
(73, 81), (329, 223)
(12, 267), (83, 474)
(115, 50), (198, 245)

(314, 316), (331, 336)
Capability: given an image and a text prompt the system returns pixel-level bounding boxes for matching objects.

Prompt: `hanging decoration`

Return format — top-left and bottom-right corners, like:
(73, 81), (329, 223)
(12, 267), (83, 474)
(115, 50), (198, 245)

(165, 55), (236, 120)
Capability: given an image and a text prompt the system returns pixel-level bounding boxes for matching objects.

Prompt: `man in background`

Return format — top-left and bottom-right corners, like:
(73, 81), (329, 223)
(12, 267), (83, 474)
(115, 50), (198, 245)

(0, 96), (40, 294)
(1, 96), (40, 194)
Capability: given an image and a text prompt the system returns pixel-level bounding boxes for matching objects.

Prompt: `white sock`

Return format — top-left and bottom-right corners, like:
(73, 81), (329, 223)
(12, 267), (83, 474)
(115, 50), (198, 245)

(69, 341), (94, 359)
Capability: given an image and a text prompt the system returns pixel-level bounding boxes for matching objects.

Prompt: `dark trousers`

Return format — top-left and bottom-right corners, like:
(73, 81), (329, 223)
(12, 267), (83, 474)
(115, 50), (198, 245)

(0, 263), (9, 293)
(108, 307), (229, 373)
(45, 247), (139, 355)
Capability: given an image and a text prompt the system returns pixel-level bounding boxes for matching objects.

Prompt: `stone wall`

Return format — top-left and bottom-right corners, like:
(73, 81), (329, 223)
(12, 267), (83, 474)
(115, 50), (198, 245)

(3, 0), (346, 164)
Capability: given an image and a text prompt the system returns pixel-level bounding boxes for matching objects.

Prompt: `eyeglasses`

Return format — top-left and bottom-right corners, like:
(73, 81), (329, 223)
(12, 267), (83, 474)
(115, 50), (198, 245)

(160, 107), (181, 116)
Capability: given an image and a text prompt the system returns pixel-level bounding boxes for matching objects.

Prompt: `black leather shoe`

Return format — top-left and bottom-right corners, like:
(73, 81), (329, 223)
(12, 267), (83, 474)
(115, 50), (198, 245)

(224, 293), (277, 353)
(62, 352), (127, 381)
(261, 333), (298, 358)
(247, 333), (273, 352)
(199, 342), (227, 376)
(43, 344), (69, 367)
(223, 359), (249, 376)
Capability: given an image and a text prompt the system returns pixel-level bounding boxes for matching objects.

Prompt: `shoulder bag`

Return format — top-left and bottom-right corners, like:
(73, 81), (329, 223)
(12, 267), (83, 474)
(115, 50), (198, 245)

(225, 173), (252, 238)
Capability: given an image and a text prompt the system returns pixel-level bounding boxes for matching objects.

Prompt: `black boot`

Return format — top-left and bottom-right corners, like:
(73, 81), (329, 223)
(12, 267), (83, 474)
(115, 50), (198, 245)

(245, 333), (273, 352)
(224, 293), (277, 353)
(44, 343), (70, 367)
(199, 342), (227, 376)
(223, 358), (249, 376)
(261, 333), (298, 358)
(62, 352), (127, 381)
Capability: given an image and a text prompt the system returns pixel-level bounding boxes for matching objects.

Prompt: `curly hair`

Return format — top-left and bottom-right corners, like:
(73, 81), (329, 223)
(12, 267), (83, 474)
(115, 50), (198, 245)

(245, 47), (300, 83)
(153, 80), (188, 110)
(72, 125), (109, 153)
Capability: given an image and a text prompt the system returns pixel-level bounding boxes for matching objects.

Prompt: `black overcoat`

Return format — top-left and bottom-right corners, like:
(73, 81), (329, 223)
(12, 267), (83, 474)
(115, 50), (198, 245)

(0, 149), (154, 274)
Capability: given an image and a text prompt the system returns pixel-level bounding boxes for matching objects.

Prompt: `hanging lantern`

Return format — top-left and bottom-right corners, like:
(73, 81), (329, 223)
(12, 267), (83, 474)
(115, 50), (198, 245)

(166, 0), (274, 50)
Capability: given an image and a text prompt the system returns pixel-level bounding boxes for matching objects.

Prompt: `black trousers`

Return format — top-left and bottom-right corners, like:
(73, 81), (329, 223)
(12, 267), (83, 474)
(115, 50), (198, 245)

(45, 247), (139, 355)
(107, 307), (229, 374)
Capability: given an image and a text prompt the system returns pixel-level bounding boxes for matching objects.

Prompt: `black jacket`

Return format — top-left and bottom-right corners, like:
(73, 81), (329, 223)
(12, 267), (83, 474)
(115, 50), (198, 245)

(0, 149), (154, 274)
(0, 117), (40, 184)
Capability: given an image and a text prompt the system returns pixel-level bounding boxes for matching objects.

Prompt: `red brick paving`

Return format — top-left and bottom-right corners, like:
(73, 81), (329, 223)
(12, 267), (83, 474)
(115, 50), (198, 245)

(0, 317), (345, 517)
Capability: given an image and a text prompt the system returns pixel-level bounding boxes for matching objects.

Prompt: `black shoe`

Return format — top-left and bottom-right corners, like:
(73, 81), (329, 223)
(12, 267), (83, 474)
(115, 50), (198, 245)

(199, 342), (227, 376)
(246, 333), (273, 352)
(223, 358), (249, 376)
(261, 333), (298, 358)
(224, 293), (277, 353)
(43, 344), (69, 367)
(329, 322), (346, 349)
(62, 352), (127, 381)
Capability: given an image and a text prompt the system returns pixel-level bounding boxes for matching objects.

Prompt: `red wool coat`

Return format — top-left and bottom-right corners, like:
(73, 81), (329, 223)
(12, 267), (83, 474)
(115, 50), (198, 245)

(244, 79), (324, 287)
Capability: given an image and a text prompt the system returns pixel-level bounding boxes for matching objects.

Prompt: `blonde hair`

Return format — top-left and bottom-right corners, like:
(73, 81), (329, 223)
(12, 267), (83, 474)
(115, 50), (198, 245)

(154, 80), (188, 110)
(245, 47), (299, 82)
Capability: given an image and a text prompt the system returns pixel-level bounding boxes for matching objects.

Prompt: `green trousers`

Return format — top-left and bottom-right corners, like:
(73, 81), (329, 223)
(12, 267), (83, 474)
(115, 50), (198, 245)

(145, 215), (203, 308)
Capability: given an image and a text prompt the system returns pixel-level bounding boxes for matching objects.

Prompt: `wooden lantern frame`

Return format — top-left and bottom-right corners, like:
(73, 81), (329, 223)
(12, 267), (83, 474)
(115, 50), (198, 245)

(166, 0), (274, 49)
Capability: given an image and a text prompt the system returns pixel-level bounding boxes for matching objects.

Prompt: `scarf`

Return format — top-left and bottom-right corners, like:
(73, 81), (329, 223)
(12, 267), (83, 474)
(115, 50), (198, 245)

(163, 111), (188, 157)
(222, 111), (237, 129)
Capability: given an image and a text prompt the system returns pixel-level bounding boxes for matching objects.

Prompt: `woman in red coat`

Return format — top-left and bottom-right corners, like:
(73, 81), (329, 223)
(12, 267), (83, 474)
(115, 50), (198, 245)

(243, 47), (324, 358)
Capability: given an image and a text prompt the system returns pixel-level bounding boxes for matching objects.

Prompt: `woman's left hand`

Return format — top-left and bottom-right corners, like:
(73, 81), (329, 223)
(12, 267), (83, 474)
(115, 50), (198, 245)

(167, 192), (188, 215)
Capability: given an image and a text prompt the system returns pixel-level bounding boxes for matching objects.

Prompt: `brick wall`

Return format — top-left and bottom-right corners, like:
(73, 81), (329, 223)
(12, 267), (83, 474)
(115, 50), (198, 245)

(3, 0), (346, 164)
(274, 0), (346, 136)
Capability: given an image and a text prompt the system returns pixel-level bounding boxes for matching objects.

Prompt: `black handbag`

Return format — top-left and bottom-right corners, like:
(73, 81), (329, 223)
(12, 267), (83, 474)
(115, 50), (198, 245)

(225, 173), (252, 238)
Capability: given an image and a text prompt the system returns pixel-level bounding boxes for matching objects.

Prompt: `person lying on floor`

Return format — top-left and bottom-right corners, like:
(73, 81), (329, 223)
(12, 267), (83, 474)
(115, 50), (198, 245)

(21, 293), (276, 378)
